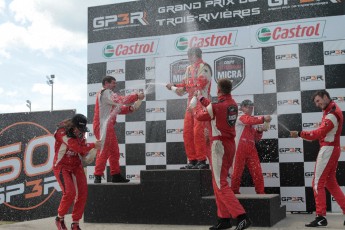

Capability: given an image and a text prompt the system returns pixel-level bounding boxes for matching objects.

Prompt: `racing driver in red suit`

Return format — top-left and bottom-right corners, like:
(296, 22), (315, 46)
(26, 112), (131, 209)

(166, 47), (212, 169)
(231, 100), (271, 194)
(290, 90), (345, 228)
(93, 76), (144, 183)
(54, 114), (101, 230)
(192, 78), (251, 230)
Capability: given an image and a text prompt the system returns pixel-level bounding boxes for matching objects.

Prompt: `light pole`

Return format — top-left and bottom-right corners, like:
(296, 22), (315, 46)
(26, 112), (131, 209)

(46, 74), (55, 111)
(26, 100), (31, 112)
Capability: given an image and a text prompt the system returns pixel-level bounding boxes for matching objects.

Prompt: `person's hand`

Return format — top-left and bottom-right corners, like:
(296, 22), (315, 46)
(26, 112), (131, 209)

(290, 131), (299, 138)
(193, 90), (201, 98)
(94, 140), (102, 150)
(137, 92), (145, 100)
(166, 83), (173, 90)
(257, 126), (264, 132)
(264, 115), (272, 122)
(176, 87), (184, 96)
(132, 100), (143, 111)
(189, 96), (197, 109)
(83, 148), (97, 164)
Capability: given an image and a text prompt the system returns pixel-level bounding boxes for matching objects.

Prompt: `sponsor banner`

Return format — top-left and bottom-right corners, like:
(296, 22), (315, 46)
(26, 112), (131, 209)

(225, 49), (263, 93)
(88, 27), (251, 63)
(214, 55), (246, 91)
(279, 138), (304, 162)
(173, 29), (241, 53)
(261, 163), (280, 187)
(88, 15), (345, 64)
(88, 0), (344, 43)
(277, 91), (302, 114)
(301, 112), (322, 131)
(166, 120), (184, 142)
(87, 83), (101, 105)
(324, 40), (345, 65)
(0, 110), (75, 221)
(251, 16), (345, 47)
(146, 101), (167, 121)
(263, 70), (277, 94)
(280, 187), (306, 211)
(300, 66), (325, 91)
(156, 49), (263, 100)
(125, 121), (146, 143)
(145, 143), (167, 165)
(304, 162), (315, 186)
(101, 38), (159, 60)
(275, 44), (299, 69)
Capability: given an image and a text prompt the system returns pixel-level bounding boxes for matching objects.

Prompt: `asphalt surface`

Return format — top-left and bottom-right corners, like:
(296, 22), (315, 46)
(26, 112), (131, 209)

(1, 213), (345, 230)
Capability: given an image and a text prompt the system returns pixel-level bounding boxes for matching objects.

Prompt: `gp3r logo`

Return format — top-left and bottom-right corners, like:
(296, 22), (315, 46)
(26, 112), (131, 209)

(0, 122), (60, 210)
(281, 196), (304, 203)
(93, 12), (148, 29)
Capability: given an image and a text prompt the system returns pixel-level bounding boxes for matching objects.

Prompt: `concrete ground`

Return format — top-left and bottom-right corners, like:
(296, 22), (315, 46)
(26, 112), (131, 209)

(0, 213), (345, 230)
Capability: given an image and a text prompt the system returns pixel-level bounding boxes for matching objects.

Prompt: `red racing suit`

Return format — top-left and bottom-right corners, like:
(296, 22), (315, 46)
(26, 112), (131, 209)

(231, 114), (265, 194)
(93, 89), (138, 176)
(299, 100), (345, 216)
(175, 59), (212, 162)
(194, 94), (246, 219)
(53, 127), (95, 222)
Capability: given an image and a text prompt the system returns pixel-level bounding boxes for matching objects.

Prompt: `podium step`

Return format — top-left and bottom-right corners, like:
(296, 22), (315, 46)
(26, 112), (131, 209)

(84, 169), (286, 226)
(202, 194), (286, 227)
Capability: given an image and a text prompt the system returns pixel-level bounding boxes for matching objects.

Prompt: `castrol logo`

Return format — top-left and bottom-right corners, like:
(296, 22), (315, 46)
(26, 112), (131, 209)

(175, 30), (237, 51)
(257, 20), (325, 43)
(103, 39), (159, 59)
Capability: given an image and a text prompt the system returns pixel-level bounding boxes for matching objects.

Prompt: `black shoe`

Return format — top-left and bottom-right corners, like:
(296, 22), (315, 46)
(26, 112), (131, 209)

(192, 160), (209, 169)
(235, 214), (251, 230)
(111, 173), (130, 183)
(55, 216), (67, 230)
(180, 160), (197, 169)
(94, 175), (102, 184)
(71, 223), (81, 230)
(305, 216), (327, 227)
(209, 218), (232, 230)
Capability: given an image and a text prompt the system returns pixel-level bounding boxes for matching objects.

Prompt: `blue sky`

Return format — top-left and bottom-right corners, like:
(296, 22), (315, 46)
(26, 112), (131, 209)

(0, 0), (135, 115)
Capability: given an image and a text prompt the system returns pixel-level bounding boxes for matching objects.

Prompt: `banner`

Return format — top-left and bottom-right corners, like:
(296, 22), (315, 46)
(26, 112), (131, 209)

(155, 48), (263, 100)
(88, 0), (344, 43)
(88, 15), (345, 63)
(0, 110), (75, 221)
(251, 15), (345, 47)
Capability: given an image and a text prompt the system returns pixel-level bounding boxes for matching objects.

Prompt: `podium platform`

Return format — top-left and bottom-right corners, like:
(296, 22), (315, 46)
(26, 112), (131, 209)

(84, 170), (286, 227)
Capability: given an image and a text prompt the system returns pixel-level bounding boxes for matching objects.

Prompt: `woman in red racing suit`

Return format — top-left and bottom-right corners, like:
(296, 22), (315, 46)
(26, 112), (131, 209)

(54, 114), (101, 230)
